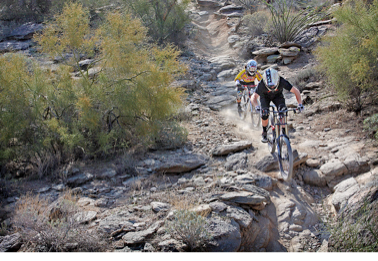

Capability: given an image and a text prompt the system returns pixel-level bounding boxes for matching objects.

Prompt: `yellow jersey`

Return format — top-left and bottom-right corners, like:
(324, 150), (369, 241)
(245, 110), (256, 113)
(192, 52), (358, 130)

(234, 69), (262, 86)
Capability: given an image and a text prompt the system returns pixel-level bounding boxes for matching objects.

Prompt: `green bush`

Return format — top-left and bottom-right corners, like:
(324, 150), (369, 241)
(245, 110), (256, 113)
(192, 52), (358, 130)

(315, 0), (378, 112)
(0, 2), (187, 176)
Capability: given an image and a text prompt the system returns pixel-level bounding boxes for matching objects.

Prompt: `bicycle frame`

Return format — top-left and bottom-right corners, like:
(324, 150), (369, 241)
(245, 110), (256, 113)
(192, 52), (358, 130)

(239, 85), (255, 113)
(241, 85), (255, 98)
(270, 106), (297, 135)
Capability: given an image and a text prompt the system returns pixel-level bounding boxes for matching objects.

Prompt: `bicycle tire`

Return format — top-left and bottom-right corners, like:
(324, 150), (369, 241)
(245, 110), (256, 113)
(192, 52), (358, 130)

(278, 135), (294, 181)
(267, 114), (276, 154)
(239, 92), (248, 120)
(251, 101), (260, 128)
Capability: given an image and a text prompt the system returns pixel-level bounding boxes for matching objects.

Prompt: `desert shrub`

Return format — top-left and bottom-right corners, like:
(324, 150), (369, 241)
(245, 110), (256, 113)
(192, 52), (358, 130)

(364, 114), (378, 140)
(233, 0), (261, 14)
(0, 3), (187, 176)
(165, 209), (212, 251)
(291, 67), (320, 91)
(315, 0), (378, 112)
(326, 198), (378, 251)
(262, 0), (324, 43)
(0, 0), (120, 23)
(151, 120), (188, 150)
(12, 191), (108, 251)
(123, 0), (191, 45)
(242, 10), (270, 38)
(0, 0), (52, 22)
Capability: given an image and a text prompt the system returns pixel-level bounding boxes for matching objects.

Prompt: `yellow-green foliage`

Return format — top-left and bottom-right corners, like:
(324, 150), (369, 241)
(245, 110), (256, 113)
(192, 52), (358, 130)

(315, 0), (378, 111)
(34, 2), (96, 67)
(0, 2), (187, 170)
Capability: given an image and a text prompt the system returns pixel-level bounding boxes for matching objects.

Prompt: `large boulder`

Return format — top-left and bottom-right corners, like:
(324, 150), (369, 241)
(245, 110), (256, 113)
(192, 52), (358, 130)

(205, 217), (241, 252)
(7, 23), (43, 40)
(331, 177), (360, 212)
(0, 41), (33, 53)
(212, 141), (252, 156)
(320, 159), (348, 187)
(151, 152), (208, 174)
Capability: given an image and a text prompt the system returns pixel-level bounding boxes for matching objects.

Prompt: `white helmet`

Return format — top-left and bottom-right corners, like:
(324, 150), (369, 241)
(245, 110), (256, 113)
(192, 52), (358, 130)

(246, 59), (257, 76)
(262, 68), (280, 91)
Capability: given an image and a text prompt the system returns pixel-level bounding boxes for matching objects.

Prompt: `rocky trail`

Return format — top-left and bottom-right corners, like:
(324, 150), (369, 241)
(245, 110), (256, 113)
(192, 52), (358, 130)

(1, 0), (378, 252)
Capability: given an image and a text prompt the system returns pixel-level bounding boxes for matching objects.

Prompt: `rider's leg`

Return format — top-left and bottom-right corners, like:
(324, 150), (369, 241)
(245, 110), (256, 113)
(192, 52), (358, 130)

(259, 97), (270, 143)
(261, 109), (270, 143)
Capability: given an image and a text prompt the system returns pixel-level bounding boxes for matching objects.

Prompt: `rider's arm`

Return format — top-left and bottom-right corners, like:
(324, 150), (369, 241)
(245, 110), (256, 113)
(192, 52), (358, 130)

(290, 86), (302, 105)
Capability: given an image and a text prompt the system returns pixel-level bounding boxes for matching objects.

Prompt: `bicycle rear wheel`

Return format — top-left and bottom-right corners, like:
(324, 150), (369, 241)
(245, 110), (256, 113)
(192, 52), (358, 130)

(278, 136), (294, 181)
(267, 114), (276, 154)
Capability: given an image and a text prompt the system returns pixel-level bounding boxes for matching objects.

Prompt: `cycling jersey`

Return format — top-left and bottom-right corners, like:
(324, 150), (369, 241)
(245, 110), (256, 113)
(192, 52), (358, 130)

(234, 69), (262, 86)
(255, 77), (293, 100)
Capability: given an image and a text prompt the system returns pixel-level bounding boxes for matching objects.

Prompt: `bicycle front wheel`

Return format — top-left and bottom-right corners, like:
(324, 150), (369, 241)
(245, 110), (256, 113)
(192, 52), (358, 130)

(239, 94), (248, 120)
(267, 114), (276, 154)
(278, 136), (294, 181)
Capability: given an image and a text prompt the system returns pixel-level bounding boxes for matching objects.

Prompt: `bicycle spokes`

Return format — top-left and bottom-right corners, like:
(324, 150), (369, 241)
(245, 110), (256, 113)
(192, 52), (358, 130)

(278, 136), (293, 181)
(266, 106), (296, 181)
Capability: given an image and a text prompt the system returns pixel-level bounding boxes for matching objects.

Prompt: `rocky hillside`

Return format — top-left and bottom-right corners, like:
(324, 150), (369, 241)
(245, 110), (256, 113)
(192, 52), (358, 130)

(1, 0), (378, 252)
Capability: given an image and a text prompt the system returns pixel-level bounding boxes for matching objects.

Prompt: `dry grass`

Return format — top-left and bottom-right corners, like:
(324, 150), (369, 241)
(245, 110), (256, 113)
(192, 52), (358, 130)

(13, 190), (109, 252)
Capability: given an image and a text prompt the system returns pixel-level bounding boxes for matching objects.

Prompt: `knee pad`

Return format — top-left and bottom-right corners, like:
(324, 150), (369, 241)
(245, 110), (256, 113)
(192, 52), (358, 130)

(261, 109), (269, 120)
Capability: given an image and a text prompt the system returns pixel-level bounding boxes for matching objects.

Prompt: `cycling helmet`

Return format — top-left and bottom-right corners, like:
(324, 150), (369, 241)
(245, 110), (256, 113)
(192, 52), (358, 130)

(262, 68), (280, 91)
(246, 59), (257, 76)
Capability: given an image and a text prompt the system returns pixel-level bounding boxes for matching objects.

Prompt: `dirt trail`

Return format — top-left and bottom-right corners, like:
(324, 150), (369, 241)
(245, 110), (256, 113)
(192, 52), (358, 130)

(189, 6), (238, 59)
(187, 3), (376, 182)
(188, 4), (278, 167)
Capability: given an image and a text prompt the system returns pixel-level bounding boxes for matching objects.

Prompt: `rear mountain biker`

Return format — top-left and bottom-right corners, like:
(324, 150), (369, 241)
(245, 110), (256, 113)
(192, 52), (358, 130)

(251, 68), (304, 143)
(234, 60), (262, 115)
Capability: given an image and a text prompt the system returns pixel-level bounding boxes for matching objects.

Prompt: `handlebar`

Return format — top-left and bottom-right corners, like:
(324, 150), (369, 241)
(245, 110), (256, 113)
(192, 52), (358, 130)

(269, 106), (298, 114)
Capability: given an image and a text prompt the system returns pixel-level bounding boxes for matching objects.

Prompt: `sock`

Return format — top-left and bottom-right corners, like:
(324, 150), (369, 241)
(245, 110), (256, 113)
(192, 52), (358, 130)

(263, 126), (267, 133)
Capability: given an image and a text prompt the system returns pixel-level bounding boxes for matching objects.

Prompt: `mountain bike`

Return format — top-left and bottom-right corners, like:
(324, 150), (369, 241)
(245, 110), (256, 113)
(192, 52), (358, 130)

(266, 106), (298, 181)
(238, 85), (260, 128)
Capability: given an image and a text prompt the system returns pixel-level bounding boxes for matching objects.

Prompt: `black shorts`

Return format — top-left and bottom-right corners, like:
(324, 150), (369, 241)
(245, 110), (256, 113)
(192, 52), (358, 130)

(259, 94), (286, 120)
(260, 94), (286, 110)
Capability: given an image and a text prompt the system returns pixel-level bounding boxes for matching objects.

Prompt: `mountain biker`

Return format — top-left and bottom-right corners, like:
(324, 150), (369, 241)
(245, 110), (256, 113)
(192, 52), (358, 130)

(234, 60), (262, 115)
(251, 68), (304, 143)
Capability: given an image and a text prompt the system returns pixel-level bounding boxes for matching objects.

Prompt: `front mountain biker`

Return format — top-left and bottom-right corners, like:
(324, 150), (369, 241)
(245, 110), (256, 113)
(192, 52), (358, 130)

(251, 68), (304, 143)
(234, 59), (262, 116)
